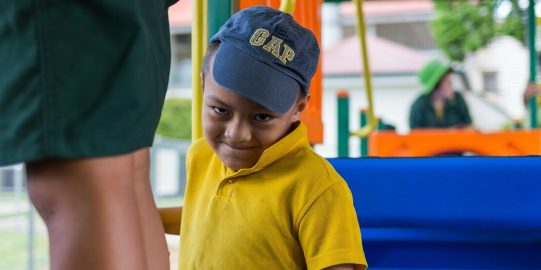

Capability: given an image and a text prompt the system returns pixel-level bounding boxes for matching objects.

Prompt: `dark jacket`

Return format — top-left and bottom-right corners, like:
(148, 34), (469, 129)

(409, 92), (472, 129)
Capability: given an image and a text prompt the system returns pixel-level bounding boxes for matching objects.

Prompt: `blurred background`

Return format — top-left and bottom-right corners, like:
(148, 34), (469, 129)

(2, 0), (541, 269)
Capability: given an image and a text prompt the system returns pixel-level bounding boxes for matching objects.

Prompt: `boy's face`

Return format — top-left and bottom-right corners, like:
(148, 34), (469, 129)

(202, 61), (307, 170)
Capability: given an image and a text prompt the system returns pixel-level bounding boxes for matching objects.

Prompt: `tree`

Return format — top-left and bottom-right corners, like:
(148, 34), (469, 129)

(431, 0), (526, 62)
(156, 98), (192, 140)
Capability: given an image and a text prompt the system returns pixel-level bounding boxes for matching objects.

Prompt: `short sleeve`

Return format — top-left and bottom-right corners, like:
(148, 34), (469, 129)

(298, 181), (367, 270)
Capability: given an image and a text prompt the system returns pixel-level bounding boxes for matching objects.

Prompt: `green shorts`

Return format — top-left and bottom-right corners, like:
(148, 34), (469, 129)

(0, 0), (177, 166)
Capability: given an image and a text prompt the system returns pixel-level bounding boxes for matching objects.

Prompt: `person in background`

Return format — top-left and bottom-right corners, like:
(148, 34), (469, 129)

(409, 60), (473, 129)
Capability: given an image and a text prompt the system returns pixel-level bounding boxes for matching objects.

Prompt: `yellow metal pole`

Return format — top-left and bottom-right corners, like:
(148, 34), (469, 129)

(191, 0), (207, 141)
(203, 0), (208, 50)
(279, 0), (296, 14)
(350, 0), (377, 138)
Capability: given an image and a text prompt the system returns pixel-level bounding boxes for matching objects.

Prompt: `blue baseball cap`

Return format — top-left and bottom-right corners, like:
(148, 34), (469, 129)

(209, 5), (320, 114)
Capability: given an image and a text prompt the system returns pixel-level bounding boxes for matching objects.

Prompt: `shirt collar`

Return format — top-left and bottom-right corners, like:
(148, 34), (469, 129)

(224, 121), (310, 178)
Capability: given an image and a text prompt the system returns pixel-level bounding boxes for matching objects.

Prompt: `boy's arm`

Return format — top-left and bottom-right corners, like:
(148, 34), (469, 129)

(159, 207), (182, 235)
(324, 264), (357, 270)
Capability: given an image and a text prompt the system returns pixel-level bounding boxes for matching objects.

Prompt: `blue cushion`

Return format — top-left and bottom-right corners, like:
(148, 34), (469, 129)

(328, 156), (541, 269)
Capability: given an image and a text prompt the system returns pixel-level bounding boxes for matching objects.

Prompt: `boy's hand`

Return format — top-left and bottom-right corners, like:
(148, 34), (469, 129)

(159, 207), (182, 235)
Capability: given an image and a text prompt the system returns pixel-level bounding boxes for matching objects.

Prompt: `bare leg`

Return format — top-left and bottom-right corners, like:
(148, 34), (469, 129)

(26, 151), (149, 270)
(133, 149), (170, 270)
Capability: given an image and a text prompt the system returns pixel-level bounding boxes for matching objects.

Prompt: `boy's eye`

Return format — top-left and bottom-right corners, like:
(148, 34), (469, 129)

(211, 106), (228, 115)
(254, 114), (273, 122)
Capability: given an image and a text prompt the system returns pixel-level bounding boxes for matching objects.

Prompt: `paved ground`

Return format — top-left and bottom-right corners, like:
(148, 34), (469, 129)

(167, 235), (181, 269)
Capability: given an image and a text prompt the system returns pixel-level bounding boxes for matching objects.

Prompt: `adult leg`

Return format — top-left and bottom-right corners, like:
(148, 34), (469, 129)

(133, 148), (170, 270)
(26, 151), (148, 270)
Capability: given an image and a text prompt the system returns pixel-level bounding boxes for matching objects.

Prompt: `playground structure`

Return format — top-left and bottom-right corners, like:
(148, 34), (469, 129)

(188, 0), (541, 268)
(368, 129), (541, 156)
(333, 0), (541, 158)
(195, 0), (541, 158)
(336, 91), (541, 157)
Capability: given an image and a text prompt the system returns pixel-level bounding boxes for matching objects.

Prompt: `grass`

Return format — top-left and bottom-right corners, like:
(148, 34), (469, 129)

(0, 194), (182, 270)
(0, 221), (49, 270)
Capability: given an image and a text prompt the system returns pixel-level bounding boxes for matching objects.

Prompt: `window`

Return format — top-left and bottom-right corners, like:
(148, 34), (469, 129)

(482, 71), (498, 93)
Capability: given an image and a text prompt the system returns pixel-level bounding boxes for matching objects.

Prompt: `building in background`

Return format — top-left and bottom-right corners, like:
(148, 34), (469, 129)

(463, 36), (530, 120)
(166, 0), (524, 157)
(326, 0), (437, 52)
(168, 1), (193, 92)
(318, 0), (436, 156)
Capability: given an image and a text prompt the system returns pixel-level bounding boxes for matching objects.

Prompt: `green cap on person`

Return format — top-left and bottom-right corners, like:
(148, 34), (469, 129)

(417, 60), (451, 94)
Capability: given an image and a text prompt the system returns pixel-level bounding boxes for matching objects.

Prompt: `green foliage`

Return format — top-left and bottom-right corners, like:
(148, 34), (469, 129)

(431, 0), (526, 62)
(156, 98), (192, 140)
(498, 10), (525, 41)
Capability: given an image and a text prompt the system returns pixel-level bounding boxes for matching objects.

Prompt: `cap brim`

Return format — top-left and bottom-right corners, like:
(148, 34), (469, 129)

(212, 41), (300, 114)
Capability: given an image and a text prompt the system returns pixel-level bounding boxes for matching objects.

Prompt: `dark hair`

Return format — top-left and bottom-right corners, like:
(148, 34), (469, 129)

(201, 41), (221, 82)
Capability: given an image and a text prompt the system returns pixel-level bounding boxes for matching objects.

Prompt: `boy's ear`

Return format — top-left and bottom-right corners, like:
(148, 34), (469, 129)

(292, 94), (310, 121)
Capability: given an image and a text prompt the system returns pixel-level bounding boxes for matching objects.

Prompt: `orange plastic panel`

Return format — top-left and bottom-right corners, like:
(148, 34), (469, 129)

(239, 0), (324, 144)
(369, 129), (541, 157)
(239, 0), (281, 10)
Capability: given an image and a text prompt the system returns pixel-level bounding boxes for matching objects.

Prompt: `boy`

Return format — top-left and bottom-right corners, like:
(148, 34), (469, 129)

(164, 6), (367, 269)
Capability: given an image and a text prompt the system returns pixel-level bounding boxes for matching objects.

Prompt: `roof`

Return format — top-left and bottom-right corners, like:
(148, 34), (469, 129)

(169, 0), (192, 29)
(168, 0), (435, 28)
(169, 1), (430, 75)
(323, 35), (429, 75)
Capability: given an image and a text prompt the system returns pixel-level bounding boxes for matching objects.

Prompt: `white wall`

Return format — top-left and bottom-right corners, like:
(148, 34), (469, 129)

(322, 3), (343, 50)
(316, 75), (421, 157)
(463, 36), (529, 119)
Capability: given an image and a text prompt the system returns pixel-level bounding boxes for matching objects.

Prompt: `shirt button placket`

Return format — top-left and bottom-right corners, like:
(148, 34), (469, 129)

(216, 177), (237, 199)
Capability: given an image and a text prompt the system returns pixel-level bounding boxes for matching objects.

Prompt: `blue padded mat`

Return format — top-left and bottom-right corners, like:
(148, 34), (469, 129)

(328, 156), (541, 269)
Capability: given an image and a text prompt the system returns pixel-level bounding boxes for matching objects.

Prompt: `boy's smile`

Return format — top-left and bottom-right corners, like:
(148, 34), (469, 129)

(202, 60), (306, 170)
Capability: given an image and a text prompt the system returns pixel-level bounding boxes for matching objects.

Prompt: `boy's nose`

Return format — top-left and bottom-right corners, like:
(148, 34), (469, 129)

(224, 118), (252, 144)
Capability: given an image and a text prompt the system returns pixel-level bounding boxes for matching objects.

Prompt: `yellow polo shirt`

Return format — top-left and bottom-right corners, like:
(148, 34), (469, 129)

(179, 123), (367, 270)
